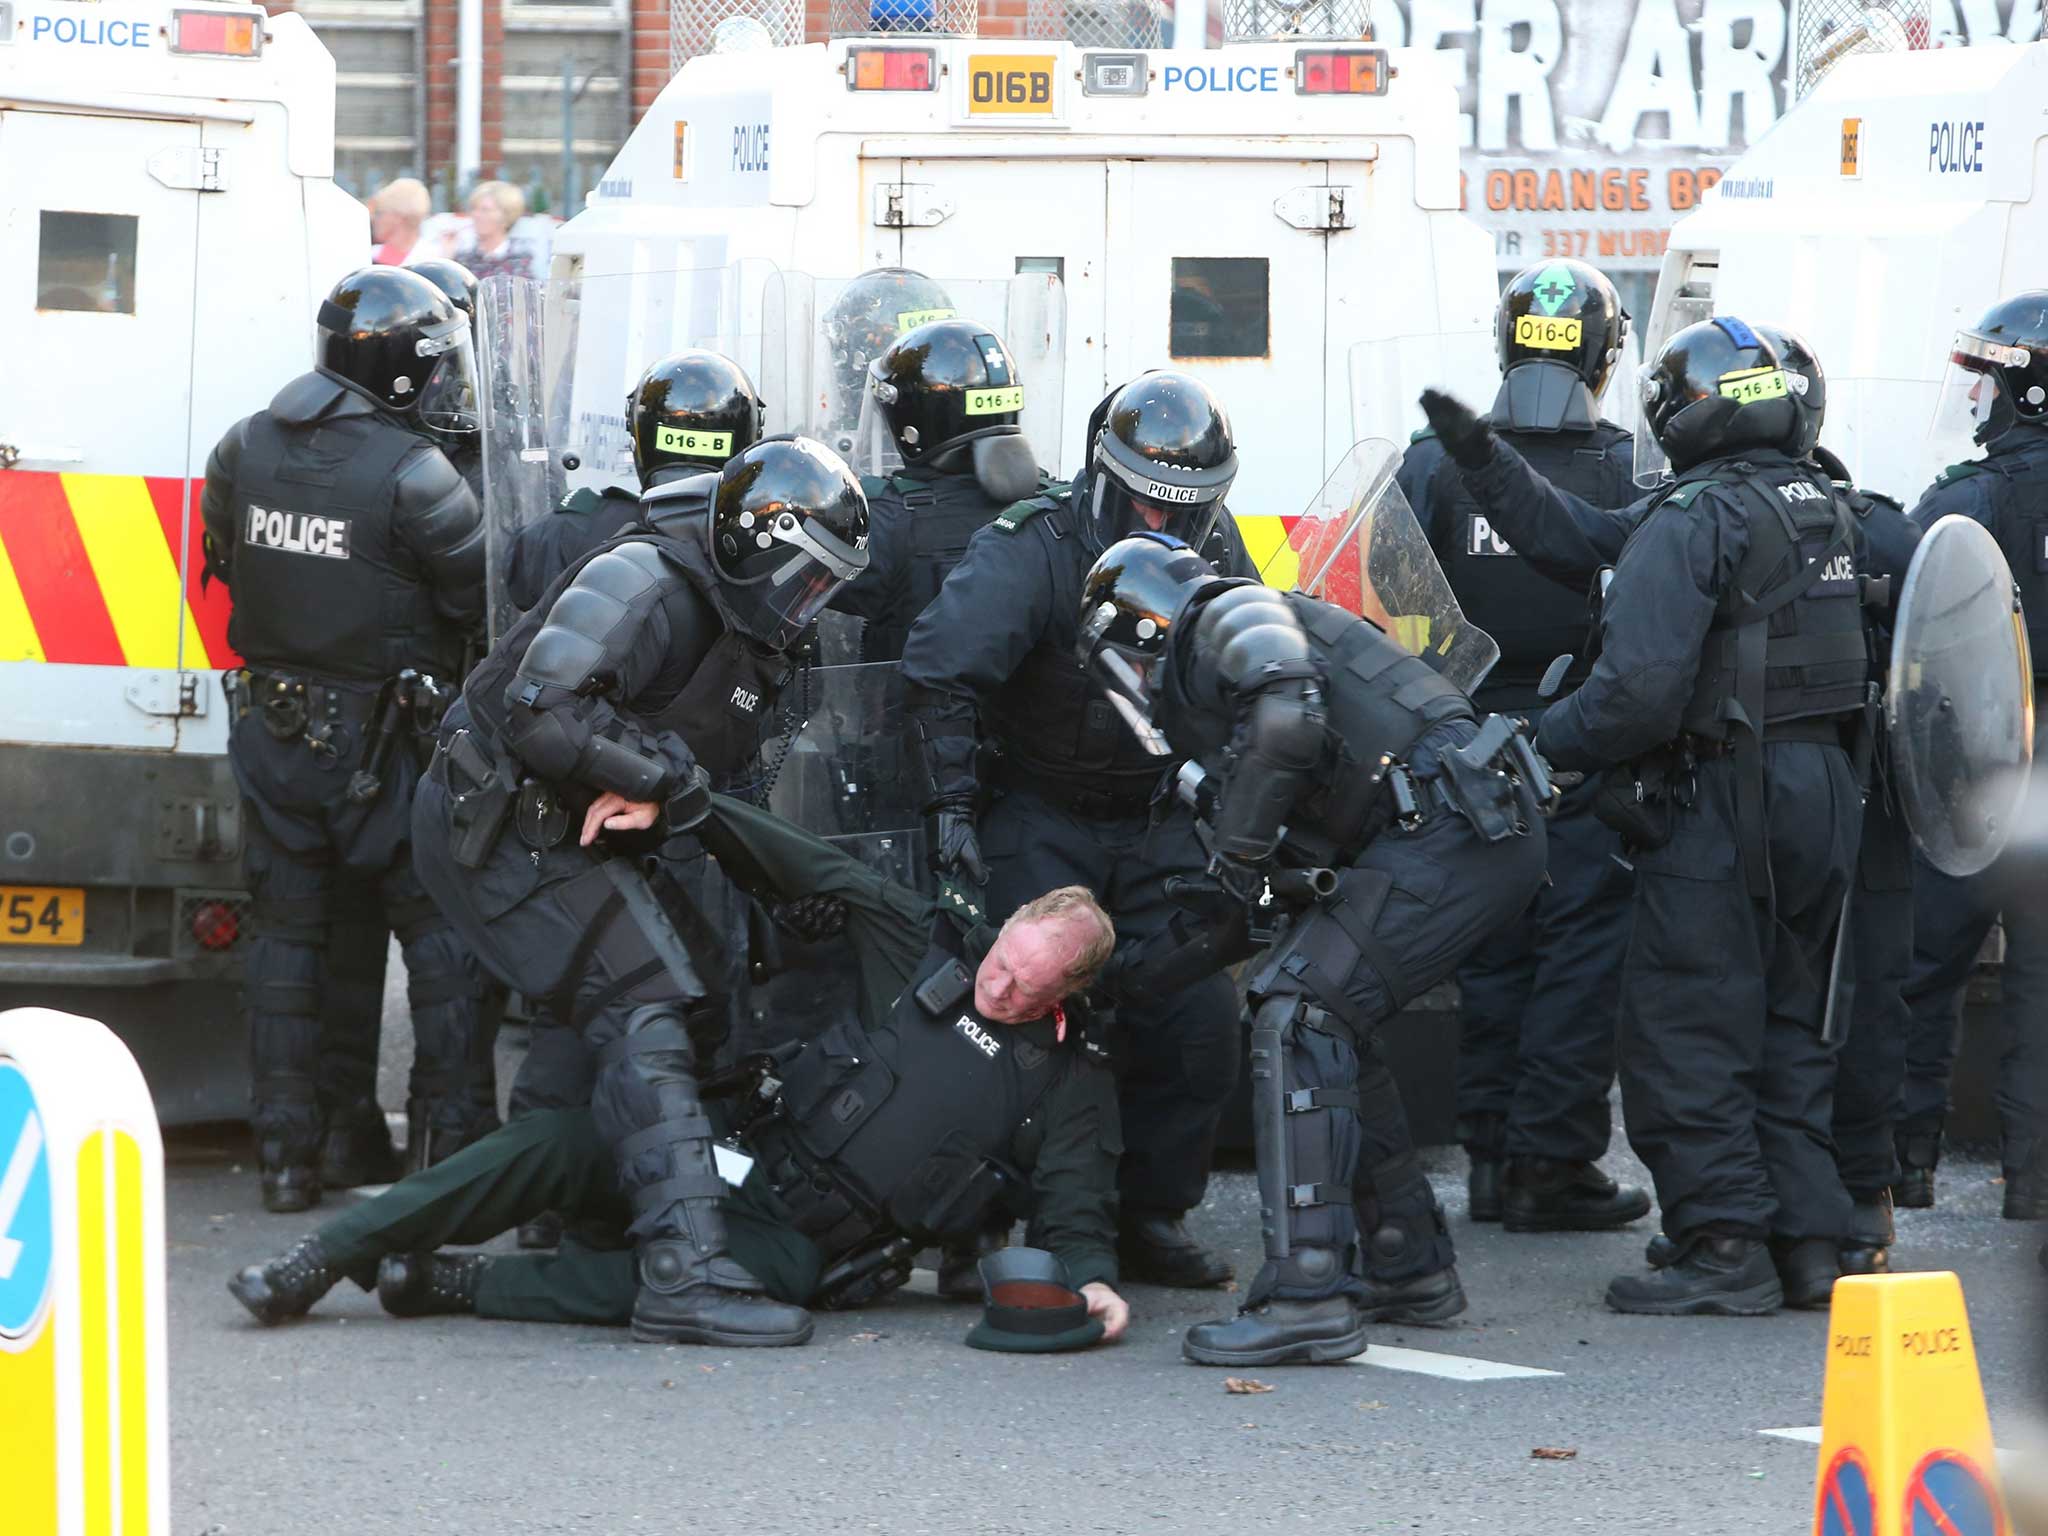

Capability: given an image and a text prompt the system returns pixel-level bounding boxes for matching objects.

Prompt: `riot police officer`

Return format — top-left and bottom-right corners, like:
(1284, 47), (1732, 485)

(1894, 292), (2048, 1221)
(901, 370), (1253, 1288)
(200, 266), (492, 1213)
(1419, 315), (1872, 1314)
(1078, 535), (1549, 1362)
(817, 268), (957, 457)
(409, 435), (868, 1346)
(1396, 259), (1647, 1232)
(504, 350), (764, 612)
(831, 317), (1046, 661)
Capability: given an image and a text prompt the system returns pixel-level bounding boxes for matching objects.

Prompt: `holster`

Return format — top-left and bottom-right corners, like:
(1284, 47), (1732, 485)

(1429, 714), (1548, 842)
(814, 1236), (916, 1311)
(442, 727), (516, 869)
(1591, 745), (1686, 853)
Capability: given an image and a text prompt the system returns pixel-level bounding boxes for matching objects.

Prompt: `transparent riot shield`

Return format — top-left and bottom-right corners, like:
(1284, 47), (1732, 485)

(1347, 330), (1498, 449)
(1259, 439), (1501, 695)
(763, 660), (929, 891)
(1886, 514), (2036, 876)
(761, 270), (1065, 479)
(478, 274), (560, 641)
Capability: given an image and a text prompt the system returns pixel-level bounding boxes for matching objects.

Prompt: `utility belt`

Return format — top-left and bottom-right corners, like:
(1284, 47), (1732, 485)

(1681, 716), (1844, 758)
(997, 762), (1160, 822)
(1382, 713), (1555, 848)
(227, 666), (453, 804)
(1592, 714), (1853, 855)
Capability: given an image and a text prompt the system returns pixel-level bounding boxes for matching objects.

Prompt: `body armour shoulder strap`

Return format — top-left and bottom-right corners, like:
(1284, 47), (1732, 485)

(757, 955), (1065, 1259)
(226, 406), (435, 683)
(992, 483), (1073, 536)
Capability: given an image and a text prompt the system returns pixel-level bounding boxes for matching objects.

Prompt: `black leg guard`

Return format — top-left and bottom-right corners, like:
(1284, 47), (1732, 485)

(1246, 993), (1363, 1303)
(1353, 1067), (1456, 1284)
(246, 855), (332, 1171)
(388, 869), (497, 1171)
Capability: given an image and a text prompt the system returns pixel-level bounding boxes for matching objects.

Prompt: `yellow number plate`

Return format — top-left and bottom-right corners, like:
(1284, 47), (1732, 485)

(1515, 315), (1583, 352)
(966, 55), (1056, 116)
(1718, 366), (1790, 403)
(0, 886), (85, 946)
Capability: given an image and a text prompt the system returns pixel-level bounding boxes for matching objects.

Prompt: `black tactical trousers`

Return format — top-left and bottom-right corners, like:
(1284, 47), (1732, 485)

(981, 788), (1240, 1215)
(1830, 788), (1916, 1200)
(1453, 773), (1631, 1163)
(232, 712), (491, 1167)
(1245, 723), (1550, 1300)
(1617, 742), (1860, 1243)
(319, 876), (390, 1127)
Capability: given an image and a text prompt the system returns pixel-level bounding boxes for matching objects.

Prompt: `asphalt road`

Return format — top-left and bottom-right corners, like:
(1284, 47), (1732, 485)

(155, 969), (2047, 1536)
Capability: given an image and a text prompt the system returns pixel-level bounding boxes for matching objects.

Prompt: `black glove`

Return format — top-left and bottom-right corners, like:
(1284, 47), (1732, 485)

(932, 805), (987, 887)
(769, 894), (849, 944)
(1419, 388), (1497, 471)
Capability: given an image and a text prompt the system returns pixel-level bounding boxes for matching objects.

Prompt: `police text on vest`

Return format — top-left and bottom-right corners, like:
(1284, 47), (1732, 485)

(954, 1016), (1001, 1058)
(246, 505), (351, 559)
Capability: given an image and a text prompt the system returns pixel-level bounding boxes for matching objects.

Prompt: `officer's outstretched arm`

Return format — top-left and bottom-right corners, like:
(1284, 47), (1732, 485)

(1455, 438), (1650, 590)
(1533, 500), (1721, 772)
(199, 420), (250, 590)
(499, 542), (709, 810)
(394, 447), (488, 633)
(1196, 588), (1325, 863)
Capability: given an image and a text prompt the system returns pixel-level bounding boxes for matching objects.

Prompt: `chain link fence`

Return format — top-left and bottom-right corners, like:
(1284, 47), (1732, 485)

(826, 0), (979, 35)
(1025, 0), (1163, 47)
(1790, 0), (1929, 98)
(1222, 0), (1371, 40)
(669, 0), (805, 76)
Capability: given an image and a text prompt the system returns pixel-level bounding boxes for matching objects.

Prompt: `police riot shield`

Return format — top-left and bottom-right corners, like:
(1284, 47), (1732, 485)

(1260, 439), (1500, 695)
(478, 274), (559, 641)
(763, 660), (929, 891)
(1347, 330), (1497, 449)
(761, 270), (1066, 479)
(1886, 514), (2035, 877)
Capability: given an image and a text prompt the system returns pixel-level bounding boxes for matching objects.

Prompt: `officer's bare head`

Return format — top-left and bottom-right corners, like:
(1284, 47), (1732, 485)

(976, 886), (1115, 1025)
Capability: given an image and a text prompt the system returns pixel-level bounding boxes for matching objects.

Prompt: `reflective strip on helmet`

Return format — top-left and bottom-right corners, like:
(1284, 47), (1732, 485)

(964, 386), (1025, 416)
(1716, 367), (1789, 404)
(656, 426), (732, 457)
(765, 510), (868, 582)
(896, 307), (956, 330)
(1513, 315), (1582, 352)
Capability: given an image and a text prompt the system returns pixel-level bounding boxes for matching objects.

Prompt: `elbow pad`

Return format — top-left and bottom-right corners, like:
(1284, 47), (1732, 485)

(579, 733), (673, 801)
(1212, 688), (1325, 863)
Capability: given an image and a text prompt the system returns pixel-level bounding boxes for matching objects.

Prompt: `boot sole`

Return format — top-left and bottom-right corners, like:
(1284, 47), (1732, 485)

(1503, 1199), (1654, 1234)
(1359, 1290), (1468, 1327)
(630, 1318), (815, 1347)
(1183, 1326), (1369, 1367)
(262, 1191), (322, 1216)
(1604, 1279), (1783, 1317)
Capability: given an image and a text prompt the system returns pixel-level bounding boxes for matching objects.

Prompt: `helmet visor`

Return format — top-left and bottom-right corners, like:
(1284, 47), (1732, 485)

(1633, 368), (1672, 488)
(1095, 426), (1235, 548)
(716, 503), (870, 649)
(414, 323), (481, 436)
(1928, 334), (2019, 463)
(852, 375), (906, 479)
(1085, 645), (1173, 757)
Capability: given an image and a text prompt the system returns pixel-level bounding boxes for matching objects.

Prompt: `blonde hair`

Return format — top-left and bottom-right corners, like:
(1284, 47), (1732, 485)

(1005, 885), (1116, 994)
(468, 179), (527, 224)
(370, 178), (431, 223)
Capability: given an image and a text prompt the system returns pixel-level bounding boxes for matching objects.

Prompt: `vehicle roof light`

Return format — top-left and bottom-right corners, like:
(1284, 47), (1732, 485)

(846, 46), (936, 91)
(1295, 48), (1387, 96)
(171, 8), (264, 57)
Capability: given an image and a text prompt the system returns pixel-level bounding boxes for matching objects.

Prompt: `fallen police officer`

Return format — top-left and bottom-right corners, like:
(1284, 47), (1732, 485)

(227, 791), (1131, 1346)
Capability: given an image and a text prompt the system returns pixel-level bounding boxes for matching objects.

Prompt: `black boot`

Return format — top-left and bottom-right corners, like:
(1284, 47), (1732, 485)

(259, 1156), (322, 1216)
(1502, 1158), (1653, 1233)
(377, 1252), (489, 1318)
(1356, 1264), (1468, 1325)
(2003, 1161), (2048, 1221)
(1892, 1125), (1941, 1210)
(1839, 1192), (1894, 1275)
(630, 1239), (814, 1347)
(1771, 1236), (1841, 1310)
(1605, 1234), (1782, 1316)
(1183, 1294), (1367, 1366)
(937, 1223), (1010, 1301)
(517, 1210), (564, 1251)
(228, 1237), (340, 1325)
(318, 1102), (402, 1190)
(1461, 1115), (1506, 1222)
(1117, 1211), (1233, 1288)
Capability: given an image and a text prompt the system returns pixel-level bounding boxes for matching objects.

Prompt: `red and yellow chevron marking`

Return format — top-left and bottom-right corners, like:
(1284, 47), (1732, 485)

(0, 471), (238, 669)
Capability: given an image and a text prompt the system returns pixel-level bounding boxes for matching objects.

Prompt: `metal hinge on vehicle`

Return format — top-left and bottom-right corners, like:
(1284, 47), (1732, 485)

(124, 672), (209, 719)
(148, 145), (228, 193)
(1272, 185), (1354, 232)
(873, 183), (954, 229)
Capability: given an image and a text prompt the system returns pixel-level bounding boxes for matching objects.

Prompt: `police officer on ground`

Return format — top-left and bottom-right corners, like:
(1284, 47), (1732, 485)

(1419, 315), (1872, 1315)
(1078, 534), (1550, 1362)
(1893, 292), (2048, 1221)
(200, 266), (493, 1213)
(901, 369), (1253, 1288)
(407, 435), (868, 1346)
(230, 804), (1129, 1344)
(830, 317), (1046, 662)
(1396, 259), (1649, 1233)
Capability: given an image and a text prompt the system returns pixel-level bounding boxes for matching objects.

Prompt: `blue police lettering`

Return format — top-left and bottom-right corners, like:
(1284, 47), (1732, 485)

(1161, 63), (1279, 94)
(731, 123), (770, 175)
(31, 13), (151, 46)
(1927, 119), (1986, 174)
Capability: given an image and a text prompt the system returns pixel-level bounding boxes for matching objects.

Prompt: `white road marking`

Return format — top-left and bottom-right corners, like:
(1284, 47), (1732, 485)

(1347, 1344), (1561, 1381)
(1760, 1428), (2020, 1469)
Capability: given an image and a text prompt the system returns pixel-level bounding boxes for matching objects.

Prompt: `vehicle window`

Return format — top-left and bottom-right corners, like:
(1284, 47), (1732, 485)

(1170, 257), (1268, 359)
(37, 212), (139, 314)
(1017, 256), (1065, 281)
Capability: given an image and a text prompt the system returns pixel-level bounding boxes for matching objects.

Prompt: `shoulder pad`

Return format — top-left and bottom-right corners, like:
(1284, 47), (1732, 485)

(1934, 460), (1984, 486)
(1408, 426), (1438, 446)
(858, 474), (892, 498)
(992, 487), (1069, 535)
(560, 487), (606, 515)
(1660, 481), (1711, 511)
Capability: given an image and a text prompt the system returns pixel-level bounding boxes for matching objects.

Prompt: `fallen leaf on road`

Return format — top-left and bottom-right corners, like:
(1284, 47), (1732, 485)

(1531, 1447), (1577, 1461)
(1223, 1377), (1274, 1395)
(849, 1331), (886, 1344)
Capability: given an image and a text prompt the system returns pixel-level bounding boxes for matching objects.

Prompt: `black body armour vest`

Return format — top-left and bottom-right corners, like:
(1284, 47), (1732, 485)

(227, 408), (460, 683)
(461, 529), (787, 789)
(1671, 457), (1869, 743)
(1956, 432), (2048, 670)
(1430, 422), (1635, 708)
(861, 470), (1009, 664)
(748, 947), (1065, 1261)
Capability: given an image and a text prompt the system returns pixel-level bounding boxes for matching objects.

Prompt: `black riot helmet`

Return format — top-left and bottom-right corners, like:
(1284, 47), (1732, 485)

(628, 350), (764, 485)
(1493, 260), (1628, 432)
(1075, 532), (1219, 739)
(409, 259), (480, 328)
(1089, 371), (1238, 550)
(1929, 291), (2048, 455)
(316, 265), (480, 435)
(822, 267), (956, 418)
(1636, 316), (1799, 480)
(1754, 323), (1826, 459)
(705, 436), (871, 651)
(861, 318), (1042, 503)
